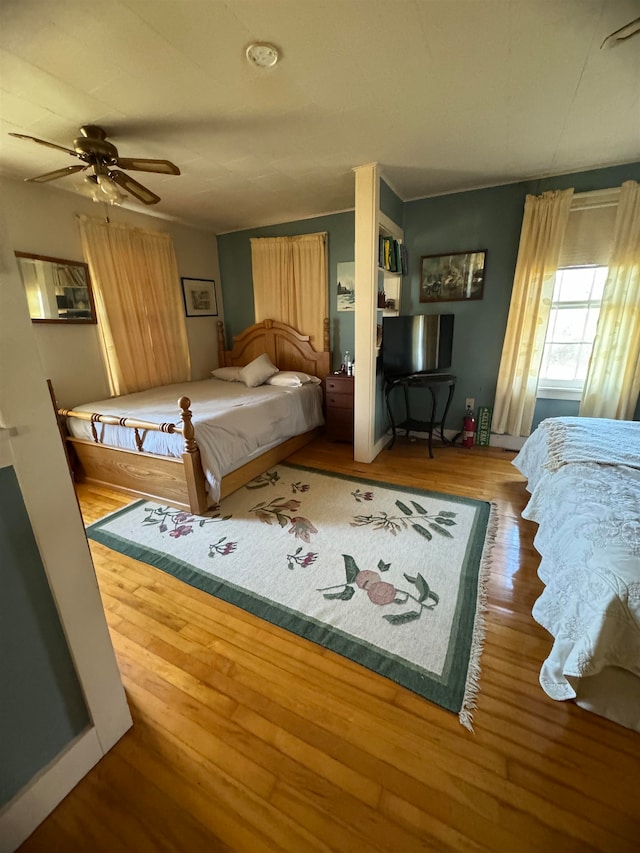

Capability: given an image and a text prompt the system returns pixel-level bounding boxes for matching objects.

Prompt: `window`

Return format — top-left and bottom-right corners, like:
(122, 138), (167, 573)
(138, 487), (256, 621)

(538, 265), (607, 396)
(536, 189), (618, 400)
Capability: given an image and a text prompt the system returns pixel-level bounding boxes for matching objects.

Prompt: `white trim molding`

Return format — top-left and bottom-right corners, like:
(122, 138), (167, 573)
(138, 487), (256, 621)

(0, 730), (103, 853)
(489, 433), (526, 451)
(353, 163), (380, 463)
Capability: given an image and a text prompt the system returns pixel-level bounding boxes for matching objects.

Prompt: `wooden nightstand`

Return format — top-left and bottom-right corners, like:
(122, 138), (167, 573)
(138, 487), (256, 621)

(324, 374), (354, 442)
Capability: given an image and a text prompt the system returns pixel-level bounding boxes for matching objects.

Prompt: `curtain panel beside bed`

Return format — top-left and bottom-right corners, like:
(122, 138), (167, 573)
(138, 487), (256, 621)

(492, 189), (574, 437)
(78, 215), (191, 396)
(250, 233), (327, 349)
(579, 180), (640, 420)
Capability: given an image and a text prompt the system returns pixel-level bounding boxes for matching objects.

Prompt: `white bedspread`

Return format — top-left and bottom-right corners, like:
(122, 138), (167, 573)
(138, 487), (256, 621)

(67, 378), (324, 502)
(513, 418), (640, 724)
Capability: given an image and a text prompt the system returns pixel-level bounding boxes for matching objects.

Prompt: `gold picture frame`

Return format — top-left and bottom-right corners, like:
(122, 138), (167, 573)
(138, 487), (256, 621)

(419, 250), (486, 303)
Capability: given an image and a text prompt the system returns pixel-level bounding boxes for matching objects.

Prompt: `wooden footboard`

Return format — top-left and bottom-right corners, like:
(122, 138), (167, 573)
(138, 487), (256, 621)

(69, 439), (206, 512)
(61, 396), (210, 515)
(68, 427), (323, 513)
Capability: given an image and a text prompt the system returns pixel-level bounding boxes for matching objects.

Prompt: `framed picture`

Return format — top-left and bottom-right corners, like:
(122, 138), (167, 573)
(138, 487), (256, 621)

(419, 250), (486, 303)
(181, 277), (218, 317)
(336, 261), (355, 311)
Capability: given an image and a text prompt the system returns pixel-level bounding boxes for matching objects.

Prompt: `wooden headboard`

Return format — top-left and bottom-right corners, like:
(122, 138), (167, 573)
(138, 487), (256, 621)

(217, 319), (331, 378)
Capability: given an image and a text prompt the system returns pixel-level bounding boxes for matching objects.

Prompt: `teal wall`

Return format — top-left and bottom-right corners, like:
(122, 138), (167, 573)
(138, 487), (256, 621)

(0, 466), (89, 806)
(403, 162), (640, 431)
(380, 179), (404, 226)
(217, 212), (355, 372)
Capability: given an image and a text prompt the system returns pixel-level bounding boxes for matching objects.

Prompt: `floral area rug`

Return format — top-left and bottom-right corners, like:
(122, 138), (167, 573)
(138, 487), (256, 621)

(87, 463), (496, 729)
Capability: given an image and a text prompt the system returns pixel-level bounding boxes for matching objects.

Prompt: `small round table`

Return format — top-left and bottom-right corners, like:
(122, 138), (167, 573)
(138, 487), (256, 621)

(384, 372), (457, 458)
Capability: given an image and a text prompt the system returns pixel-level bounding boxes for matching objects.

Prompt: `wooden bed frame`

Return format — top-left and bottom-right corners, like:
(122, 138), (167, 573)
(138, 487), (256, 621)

(60, 319), (331, 514)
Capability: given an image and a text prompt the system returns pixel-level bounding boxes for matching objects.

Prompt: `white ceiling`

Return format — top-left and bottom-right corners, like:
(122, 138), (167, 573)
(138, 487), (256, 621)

(1, 0), (639, 234)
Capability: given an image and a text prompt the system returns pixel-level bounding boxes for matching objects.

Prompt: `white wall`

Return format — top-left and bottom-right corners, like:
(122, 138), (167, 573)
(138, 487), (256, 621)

(2, 176), (221, 407)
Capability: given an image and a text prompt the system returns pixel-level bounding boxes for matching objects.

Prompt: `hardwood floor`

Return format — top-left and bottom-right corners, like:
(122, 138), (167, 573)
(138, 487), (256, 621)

(20, 436), (640, 852)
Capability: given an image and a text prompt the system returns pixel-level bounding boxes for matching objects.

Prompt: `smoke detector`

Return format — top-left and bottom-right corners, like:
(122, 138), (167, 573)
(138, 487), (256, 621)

(246, 42), (279, 68)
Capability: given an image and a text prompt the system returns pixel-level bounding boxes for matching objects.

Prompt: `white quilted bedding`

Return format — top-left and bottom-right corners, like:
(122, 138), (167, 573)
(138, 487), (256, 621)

(513, 417), (640, 729)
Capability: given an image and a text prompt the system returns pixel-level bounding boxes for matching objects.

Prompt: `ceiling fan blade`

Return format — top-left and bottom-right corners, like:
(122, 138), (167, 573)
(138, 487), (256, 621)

(601, 16), (640, 48)
(9, 132), (77, 157)
(109, 170), (160, 205)
(26, 165), (87, 183)
(115, 157), (180, 176)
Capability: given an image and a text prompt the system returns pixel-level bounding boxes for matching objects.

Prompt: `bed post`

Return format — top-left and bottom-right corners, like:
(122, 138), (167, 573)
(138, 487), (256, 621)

(323, 317), (330, 353)
(217, 321), (227, 368)
(178, 396), (210, 515)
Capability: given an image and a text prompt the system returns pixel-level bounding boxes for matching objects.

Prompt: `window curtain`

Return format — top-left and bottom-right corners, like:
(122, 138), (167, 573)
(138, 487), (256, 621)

(78, 216), (190, 396)
(580, 180), (640, 420)
(250, 233), (327, 347)
(493, 189), (574, 436)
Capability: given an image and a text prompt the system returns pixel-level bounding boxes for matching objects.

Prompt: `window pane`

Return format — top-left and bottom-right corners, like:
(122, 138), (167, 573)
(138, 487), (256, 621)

(555, 265), (609, 303)
(576, 343), (593, 380)
(553, 307), (588, 342)
(585, 307), (600, 339)
(556, 267), (595, 302)
(544, 343), (580, 380)
(539, 346), (552, 378)
(592, 266), (608, 300)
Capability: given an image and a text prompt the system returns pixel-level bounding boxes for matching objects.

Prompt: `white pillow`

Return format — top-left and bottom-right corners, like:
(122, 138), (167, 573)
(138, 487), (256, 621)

(211, 366), (242, 382)
(239, 353), (279, 387)
(266, 371), (320, 387)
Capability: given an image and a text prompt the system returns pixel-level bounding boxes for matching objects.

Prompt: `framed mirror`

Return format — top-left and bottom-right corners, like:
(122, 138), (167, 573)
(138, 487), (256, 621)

(15, 252), (97, 324)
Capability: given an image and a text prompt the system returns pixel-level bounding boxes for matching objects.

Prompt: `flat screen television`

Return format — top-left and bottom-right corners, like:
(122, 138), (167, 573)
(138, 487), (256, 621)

(382, 314), (454, 377)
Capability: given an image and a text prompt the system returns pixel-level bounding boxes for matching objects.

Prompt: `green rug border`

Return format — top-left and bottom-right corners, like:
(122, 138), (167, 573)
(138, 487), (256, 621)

(87, 463), (492, 716)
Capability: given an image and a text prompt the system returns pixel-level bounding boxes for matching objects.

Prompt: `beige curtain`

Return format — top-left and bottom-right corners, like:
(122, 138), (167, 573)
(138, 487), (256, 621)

(250, 233), (327, 347)
(78, 216), (190, 396)
(580, 180), (640, 420)
(493, 189), (574, 436)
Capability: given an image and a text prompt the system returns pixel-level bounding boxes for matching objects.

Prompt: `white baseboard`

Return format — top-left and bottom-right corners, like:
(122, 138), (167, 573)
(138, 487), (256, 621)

(489, 433), (526, 451)
(372, 432), (390, 458)
(0, 727), (103, 853)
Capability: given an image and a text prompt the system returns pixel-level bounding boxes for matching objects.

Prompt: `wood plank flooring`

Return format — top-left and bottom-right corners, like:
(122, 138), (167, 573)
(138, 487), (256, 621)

(20, 436), (640, 852)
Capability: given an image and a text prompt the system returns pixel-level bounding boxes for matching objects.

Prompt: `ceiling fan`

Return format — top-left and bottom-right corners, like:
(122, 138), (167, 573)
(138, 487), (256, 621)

(8, 125), (180, 205)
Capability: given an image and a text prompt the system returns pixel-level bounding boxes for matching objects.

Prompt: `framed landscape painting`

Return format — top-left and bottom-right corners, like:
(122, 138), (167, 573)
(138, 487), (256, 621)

(419, 250), (486, 303)
(336, 262), (355, 311)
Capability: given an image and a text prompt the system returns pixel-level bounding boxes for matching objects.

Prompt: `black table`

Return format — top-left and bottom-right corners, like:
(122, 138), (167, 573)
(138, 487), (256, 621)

(384, 372), (457, 458)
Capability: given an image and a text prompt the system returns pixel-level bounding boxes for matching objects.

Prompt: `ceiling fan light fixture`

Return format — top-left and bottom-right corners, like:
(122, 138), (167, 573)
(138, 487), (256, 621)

(246, 42), (279, 68)
(82, 173), (125, 205)
(82, 174), (101, 203)
(97, 173), (125, 203)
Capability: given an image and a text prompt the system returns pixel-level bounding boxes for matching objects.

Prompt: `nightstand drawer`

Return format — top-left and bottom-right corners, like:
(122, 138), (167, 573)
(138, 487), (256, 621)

(326, 392), (352, 409)
(325, 376), (354, 395)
